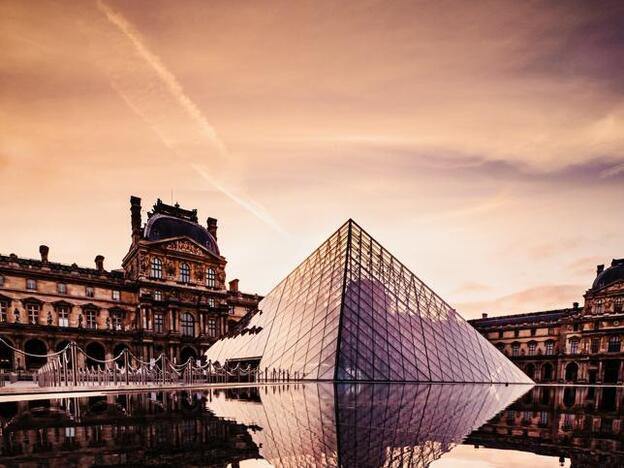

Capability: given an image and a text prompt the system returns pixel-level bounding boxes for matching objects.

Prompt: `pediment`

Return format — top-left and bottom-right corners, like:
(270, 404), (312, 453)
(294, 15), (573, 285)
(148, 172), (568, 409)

(146, 236), (223, 261)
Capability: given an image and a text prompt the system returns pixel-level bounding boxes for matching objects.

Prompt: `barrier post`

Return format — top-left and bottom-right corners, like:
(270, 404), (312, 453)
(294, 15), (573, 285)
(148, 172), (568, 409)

(124, 349), (129, 385)
(71, 342), (78, 386)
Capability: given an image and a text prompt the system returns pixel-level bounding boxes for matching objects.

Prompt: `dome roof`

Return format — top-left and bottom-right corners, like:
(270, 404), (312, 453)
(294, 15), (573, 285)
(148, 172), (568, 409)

(593, 259), (624, 290)
(144, 214), (219, 255)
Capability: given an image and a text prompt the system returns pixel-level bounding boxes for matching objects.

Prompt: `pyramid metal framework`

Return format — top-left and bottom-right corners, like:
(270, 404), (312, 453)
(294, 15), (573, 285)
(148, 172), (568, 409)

(205, 220), (532, 383)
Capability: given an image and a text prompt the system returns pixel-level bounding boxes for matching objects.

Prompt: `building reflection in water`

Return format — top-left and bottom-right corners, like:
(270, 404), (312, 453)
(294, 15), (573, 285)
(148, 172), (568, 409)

(207, 383), (527, 467)
(466, 385), (624, 468)
(4, 384), (620, 467)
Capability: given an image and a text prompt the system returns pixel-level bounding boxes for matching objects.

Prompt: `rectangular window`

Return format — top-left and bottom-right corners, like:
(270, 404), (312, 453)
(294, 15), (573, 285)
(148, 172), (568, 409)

(512, 344), (520, 357)
(539, 411), (548, 426)
(26, 278), (37, 290)
(154, 312), (163, 333)
(545, 342), (554, 355)
(208, 298), (215, 308)
(228, 306), (235, 315)
(207, 318), (217, 337)
(57, 283), (67, 295)
(58, 306), (70, 327)
(85, 286), (94, 298)
(595, 301), (604, 314)
(528, 342), (536, 356)
(530, 328), (536, 336)
(615, 297), (624, 313)
(153, 290), (162, 301)
(112, 314), (122, 331)
(27, 303), (39, 324)
(0, 301), (7, 322)
(608, 337), (621, 353)
(570, 340), (579, 355)
(206, 268), (216, 288)
(86, 310), (97, 329)
(112, 290), (120, 301)
(591, 338), (600, 353)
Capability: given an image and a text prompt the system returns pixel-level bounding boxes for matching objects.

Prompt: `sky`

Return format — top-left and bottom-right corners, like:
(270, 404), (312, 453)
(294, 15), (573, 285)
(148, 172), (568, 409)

(1, 0), (623, 319)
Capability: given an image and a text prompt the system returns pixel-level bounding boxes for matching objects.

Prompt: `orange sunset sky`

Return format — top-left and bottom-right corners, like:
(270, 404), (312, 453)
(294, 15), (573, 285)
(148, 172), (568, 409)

(1, 0), (623, 318)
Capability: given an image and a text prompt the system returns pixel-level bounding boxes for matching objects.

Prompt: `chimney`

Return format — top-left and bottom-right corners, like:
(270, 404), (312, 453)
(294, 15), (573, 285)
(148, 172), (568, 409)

(39, 245), (49, 263)
(207, 217), (218, 241)
(573, 302), (579, 310)
(130, 196), (142, 243)
(597, 264), (604, 275)
(481, 313), (488, 319)
(95, 255), (105, 272)
(229, 279), (239, 293)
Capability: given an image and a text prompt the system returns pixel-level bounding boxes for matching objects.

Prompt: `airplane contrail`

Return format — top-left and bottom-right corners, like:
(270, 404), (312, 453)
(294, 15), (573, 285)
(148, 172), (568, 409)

(95, 0), (287, 236)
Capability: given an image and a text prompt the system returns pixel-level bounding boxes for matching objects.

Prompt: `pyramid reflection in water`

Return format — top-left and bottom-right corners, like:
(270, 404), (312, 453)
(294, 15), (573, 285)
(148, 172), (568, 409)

(208, 383), (529, 467)
(206, 220), (531, 383)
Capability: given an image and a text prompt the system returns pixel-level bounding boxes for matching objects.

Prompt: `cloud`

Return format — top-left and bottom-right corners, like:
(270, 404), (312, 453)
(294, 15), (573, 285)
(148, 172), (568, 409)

(453, 282), (492, 295)
(456, 284), (584, 319)
(93, 0), (286, 235)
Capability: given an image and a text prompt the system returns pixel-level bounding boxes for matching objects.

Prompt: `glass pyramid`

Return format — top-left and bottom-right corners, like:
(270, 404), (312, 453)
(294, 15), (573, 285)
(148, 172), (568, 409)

(206, 220), (532, 383)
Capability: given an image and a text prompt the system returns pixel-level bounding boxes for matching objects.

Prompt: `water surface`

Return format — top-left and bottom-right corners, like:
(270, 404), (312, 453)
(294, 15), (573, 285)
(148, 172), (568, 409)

(0, 384), (620, 467)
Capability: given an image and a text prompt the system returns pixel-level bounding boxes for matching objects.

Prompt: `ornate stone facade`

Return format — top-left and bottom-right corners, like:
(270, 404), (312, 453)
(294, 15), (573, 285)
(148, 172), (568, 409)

(0, 197), (260, 372)
(470, 259), (624, 384)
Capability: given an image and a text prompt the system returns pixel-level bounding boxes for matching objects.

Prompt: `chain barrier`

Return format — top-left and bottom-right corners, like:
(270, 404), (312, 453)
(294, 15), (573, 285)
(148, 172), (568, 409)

(31, 341), (297, 388)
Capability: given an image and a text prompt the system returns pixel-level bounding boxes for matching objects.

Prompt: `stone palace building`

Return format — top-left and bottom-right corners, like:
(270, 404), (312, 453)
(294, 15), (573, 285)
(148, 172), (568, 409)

(0, 196), (259, 372)
(470, 259), (624, 384)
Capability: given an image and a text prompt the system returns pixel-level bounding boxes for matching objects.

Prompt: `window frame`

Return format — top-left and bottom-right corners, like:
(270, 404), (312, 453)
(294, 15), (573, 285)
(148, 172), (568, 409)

(207, 318), (217, 337)
(180, 312), (195, 337)
(26, 303), (40, 324)
(57, 305), (70, 327)
(112, 290), (120, 301)
(0, 300), (8, 322)
(608, 335), (621, 353)
(153, 312), (164, 333)
(150, 257), (163, 279)
(85, 286), (95, 298)
(26, 278), (37, 291)
(206, 268), (216, 288)
(180, 263), (190, 284)
(85, 309), (97, 329)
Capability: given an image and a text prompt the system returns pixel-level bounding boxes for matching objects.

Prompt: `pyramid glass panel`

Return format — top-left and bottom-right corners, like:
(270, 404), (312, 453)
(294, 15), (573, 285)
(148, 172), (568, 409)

(205, 220), (532, 383)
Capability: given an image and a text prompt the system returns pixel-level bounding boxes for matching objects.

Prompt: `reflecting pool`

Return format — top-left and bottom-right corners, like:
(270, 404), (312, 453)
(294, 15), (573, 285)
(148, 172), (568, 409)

(0, 384), (622, 467)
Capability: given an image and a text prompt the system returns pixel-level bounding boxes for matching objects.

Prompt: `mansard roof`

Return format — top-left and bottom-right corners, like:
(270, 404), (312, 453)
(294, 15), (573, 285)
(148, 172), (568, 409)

(144, 214), (219, 256)
(593, 258), (624, 290)
(469, 307), (576, 328)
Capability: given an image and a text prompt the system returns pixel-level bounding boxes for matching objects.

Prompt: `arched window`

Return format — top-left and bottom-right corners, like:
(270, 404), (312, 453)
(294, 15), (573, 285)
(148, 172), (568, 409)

(206, 268), (216, 288)
(180, 263), (190, 283)
(608, 335), (621, 353)
(545, 340), (554, 355)
(181, 312), (195, 337)
(151, 257), (163, 279)
(511, 342), (520, 357)
(528, 341), (537, 356)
